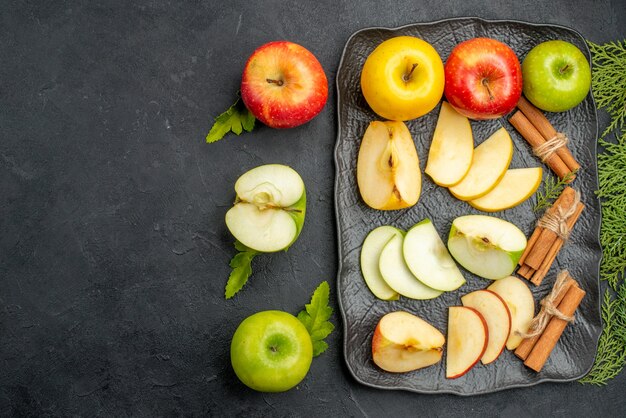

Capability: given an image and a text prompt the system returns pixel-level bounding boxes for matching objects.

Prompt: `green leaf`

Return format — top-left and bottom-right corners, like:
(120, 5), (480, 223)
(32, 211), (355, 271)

(206, 98), (255, 143)
(225, 243), (258, 299)
(297, 281), (335, 357)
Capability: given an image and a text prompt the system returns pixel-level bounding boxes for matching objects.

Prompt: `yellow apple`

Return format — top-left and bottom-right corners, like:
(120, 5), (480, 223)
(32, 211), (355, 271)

(360, 36), (445, 121)
(356, 120), (421, 210)
(469, 167), (543, 212)
(425, 102), (474, 186)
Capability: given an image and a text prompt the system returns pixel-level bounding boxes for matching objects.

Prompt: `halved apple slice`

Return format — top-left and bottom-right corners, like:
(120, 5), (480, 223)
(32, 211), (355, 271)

(469, 167), (543, 212)
(225, 164), (306, 252)
(357, 120), (421, 210)
(379, 234), (442, 300)
(403, 219), (465, 291)
(425, 101), (474, 187)
(487, 276), (535, 350)
(448, 127), (513, 201)
(447, 215), (527, 280)
(461, 290), (512, 364)
(446, 306), (488, 379)
(372, 311), (445, 373)
(360, 226), (403, 300)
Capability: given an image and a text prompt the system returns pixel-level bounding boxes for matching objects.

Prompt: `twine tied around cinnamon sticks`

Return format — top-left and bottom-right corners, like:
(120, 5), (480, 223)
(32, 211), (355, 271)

(533, 132), (569, 163)
(517, 271), (575, 339)
(536, 189), (581, 241)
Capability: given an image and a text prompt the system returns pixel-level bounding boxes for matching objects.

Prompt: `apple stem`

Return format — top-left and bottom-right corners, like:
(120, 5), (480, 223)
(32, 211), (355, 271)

(559, 64), (570, 74)
(266, 78), (284, 86)
(482, 78), (494, 101)
(403, 63), (419, 82)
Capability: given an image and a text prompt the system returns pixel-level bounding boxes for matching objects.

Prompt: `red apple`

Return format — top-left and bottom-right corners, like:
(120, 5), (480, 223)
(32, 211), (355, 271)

(444, 38), (522, 120)
(240, 41), (328, 129)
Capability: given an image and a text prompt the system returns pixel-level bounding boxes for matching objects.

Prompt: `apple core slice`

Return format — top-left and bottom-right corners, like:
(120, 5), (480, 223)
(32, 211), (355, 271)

(225, 203), (297, 253)
(403, 219), (466, 292)
(447, 215), (527, 280)
(448, 127), (513, 201)
(235, 164), (305, 207)
(378, 234), (442, 300)
(446, 306), (488, 379)
(372, 311), (445, 373)
(487, 276), (535, 350)
(425, 101), (474, 187)
(469, 167), (543, 212)
(360, 226), (403, 300)
(461, 290), (512, 364)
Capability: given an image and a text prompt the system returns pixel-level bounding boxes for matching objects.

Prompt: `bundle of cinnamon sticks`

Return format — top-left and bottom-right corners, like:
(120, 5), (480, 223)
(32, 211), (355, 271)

(515, 271), (586, 372)
(517, 187), (584, 285)
(509, 97), (580, 181)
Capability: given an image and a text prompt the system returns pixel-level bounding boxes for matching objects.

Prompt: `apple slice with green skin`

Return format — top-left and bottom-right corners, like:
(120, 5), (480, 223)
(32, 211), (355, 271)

(488, 276), (535, 350)
(446, 306), (488, 379)
(425, 102), (474, 187)
(372, 311), (445, 373)
(357, 120), (421, 210)
(360, 226), (403, 300)
(225, 164), (306, 253)
(448, 127), (513, 201)
(469, 167), (543, 212)
(447, 215), (527, 280)
(461, 290), (512, 364)
(379, 234), (443, 300)
(403, 219), (466, 292)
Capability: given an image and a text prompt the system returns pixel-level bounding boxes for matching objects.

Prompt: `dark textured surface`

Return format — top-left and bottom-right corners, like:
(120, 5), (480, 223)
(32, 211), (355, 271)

(1, 1), (625, 416)
(335, 18), (601, 395)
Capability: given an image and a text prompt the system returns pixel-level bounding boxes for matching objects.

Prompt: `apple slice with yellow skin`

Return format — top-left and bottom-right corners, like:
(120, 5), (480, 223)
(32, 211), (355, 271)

(446, 306), (488, 379)
(425, 101), (474, 187)
(357, 121), (421, 210)
(372, 311), (445, 373)
(469, 167), (543, 212)
(487, 276), (535, 350)
(448, 127), (513, 201)
(461, 290), (511, 364)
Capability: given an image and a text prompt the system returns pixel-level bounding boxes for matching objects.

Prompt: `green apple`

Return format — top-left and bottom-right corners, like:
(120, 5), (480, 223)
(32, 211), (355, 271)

(402, 219), (466, 291)
(225, 164), (306, 252)
(522, 40), (591, 112)
(360, 226), (403, 300)
(447, 215), (527, 280)
(230, 310), (313, 392)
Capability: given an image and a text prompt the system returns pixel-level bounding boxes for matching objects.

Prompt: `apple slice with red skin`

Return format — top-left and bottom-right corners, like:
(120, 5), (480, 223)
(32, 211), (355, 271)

(372, 311), (445, 373)
(461, 290), (512, 364)
(446, 306), (488, 379)
(241, 41), (328, 128)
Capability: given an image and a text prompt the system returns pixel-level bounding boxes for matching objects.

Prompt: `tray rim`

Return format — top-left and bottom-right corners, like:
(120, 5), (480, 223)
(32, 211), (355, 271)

(333, 16), (602, 396)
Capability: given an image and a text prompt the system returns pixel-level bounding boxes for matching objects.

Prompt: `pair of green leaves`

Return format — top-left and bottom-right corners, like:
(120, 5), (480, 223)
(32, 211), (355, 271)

(206, 98), (255, 143)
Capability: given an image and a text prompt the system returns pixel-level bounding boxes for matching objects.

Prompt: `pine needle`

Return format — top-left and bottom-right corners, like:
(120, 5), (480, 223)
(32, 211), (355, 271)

(534, 172), (575, 212)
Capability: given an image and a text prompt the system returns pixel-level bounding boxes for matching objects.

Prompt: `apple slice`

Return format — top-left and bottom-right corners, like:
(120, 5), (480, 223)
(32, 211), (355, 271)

(447, 215), (527, 280)
(360, 226), (403, 300)
(469, 167), (543, 212)
(379, 234), (443, 300)
(448, 127), (513, 201)
(372, 311), (445, 373)
(225, 164), (306, 252)
(461, 290), (512, 364)
(357, 121), (421, 210)
(425, 101), (474, 187)
(488, 276), (535, 350)
(446, 306), (488, 379)
(403, 219), (466, 291)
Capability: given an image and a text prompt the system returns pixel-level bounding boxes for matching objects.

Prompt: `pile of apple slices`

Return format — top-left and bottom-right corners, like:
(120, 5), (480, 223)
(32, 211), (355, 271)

(361, 220), (465, 301)
(426, 102), (542, 212)
(447, 276), (534, 378)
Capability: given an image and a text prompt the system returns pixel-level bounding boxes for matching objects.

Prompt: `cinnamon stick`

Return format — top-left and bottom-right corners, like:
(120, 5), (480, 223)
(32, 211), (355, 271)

(517, 97), (581, 173)
(514, 275), (577, 360)
(518, 227), (542, 267)
(524, 187), (577, 270)
(530, 201), (585, 285)
(524, 285), (586, 372)
(509, 111), (572, 180)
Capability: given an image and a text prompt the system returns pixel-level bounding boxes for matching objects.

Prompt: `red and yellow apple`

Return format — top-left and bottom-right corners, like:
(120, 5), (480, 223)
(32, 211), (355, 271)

(240, 41), (328, 128)
(446, 306), (488, 378)
(444, 38), (522, 120)
(360, 36), (445, 121)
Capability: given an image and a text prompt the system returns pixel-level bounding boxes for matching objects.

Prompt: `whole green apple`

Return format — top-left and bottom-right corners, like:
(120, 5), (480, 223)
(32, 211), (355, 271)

(522, 40), (591, 112)
(230, 310), (313, 392)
